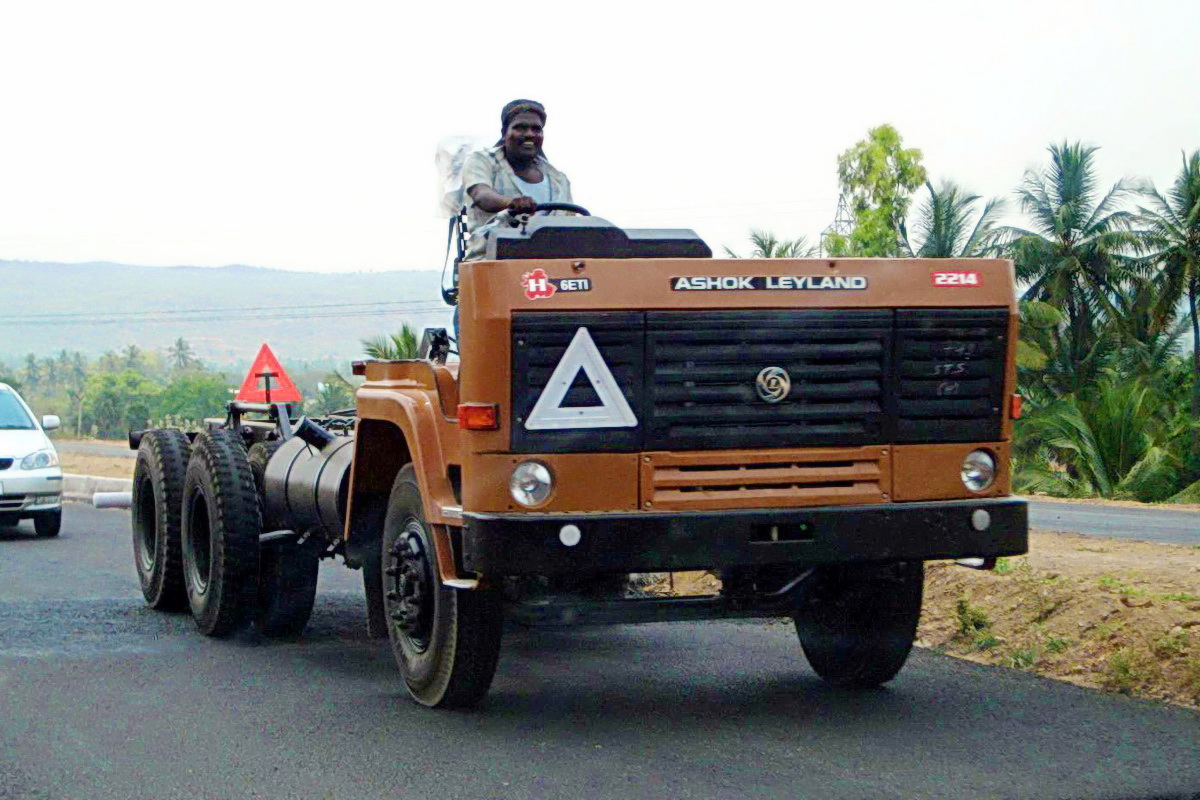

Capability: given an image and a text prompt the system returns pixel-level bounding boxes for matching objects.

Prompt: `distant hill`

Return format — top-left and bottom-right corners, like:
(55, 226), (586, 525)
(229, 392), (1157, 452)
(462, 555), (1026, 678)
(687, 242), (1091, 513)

(0, 260), (450, 367)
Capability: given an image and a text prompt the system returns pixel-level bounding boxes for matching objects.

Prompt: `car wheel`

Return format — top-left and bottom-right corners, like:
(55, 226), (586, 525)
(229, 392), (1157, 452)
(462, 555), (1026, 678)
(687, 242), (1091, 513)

(34, 509), (62, 538)
(131, 429), (191, 609)
(181, 429), (261, 637)
(794, 561), (924, 688)
(381, 465), (503, 708)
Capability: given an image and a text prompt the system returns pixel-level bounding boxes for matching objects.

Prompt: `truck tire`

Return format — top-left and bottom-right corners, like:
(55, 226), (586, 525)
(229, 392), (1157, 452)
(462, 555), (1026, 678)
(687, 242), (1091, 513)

(131, 429), (190, 608)
(256, 544), (320, 637)
(180, 429), (261, 637)
(794, 561), (924, 688)
(34, 509), (62, 538)
(381, 465), (503, 708)
(247, 440), (281, 529)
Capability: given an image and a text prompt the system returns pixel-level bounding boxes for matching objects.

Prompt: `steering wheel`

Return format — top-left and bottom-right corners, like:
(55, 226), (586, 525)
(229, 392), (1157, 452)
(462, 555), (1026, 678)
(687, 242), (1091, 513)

(533, 202), (590, 216)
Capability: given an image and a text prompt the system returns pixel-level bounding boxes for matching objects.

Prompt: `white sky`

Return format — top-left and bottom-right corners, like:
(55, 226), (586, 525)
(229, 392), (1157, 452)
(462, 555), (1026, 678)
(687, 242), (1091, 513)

(1, 0), (1197, 273)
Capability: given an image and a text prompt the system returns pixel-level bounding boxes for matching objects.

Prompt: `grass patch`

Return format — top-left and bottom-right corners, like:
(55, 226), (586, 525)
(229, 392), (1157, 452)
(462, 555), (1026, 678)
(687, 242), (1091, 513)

(1006, 644), (1041, 669)
(1153, 630), (1190, 657)
(1158, 592), (1199, 603)
(993, 557), (1014, 575)
(1045, 635), (1071, 654)
(955, 597), (991, 637)
(974, 634), (1002, 651)
(1104, 648), (1147, 693)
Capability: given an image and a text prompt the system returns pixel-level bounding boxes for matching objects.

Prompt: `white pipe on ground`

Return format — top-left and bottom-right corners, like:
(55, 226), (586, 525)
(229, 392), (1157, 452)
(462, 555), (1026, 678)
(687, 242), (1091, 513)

(93, 491), (132, 510)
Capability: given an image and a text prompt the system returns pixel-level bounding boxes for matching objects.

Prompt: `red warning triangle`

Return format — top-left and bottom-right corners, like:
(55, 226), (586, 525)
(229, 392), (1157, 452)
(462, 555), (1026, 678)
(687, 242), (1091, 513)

(235, 343), (303, 404)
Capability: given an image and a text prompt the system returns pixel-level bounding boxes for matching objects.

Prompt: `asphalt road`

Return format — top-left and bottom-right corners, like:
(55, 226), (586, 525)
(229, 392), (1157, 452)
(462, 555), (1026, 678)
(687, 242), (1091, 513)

(1028, 500), (1200, 545)
(1, 505), (1198, 800)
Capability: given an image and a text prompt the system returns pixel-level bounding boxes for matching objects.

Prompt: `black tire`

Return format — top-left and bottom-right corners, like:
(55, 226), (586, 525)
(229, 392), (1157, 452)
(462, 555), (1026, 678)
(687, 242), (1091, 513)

(794, 561), (924, 688)
(131, 429), (191, 609)
(247, 440), (281, 529)
(256, 544), (320, 637)
(180, 429), (261, 637)
(34, 509), (62, 538)
(381, 465), (503, 708)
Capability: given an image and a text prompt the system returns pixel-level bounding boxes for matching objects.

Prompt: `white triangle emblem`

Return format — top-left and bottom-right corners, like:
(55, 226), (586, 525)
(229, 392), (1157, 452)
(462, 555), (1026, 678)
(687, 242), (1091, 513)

(524, 327), (638, 430)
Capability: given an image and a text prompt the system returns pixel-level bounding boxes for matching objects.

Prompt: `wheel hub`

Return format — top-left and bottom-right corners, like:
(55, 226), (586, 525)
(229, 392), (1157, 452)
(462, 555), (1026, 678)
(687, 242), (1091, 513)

(386, 523), (433, 649)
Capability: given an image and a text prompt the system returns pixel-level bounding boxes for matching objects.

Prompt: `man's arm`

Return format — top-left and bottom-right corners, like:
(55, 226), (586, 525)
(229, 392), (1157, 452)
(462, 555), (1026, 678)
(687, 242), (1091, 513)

(467, 184), (537, 215)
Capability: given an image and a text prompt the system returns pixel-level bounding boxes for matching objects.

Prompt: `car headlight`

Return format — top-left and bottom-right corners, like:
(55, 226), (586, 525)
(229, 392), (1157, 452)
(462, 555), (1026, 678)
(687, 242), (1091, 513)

(961, 450), (995, 492)
(509, 461), (554, 507)
(20, 449), (59, 470)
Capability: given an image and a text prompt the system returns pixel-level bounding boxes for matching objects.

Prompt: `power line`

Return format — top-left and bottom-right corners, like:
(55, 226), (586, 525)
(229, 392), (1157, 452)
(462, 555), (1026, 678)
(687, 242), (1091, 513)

(3, 297), (446, 322)
(6, 305), (450, 328)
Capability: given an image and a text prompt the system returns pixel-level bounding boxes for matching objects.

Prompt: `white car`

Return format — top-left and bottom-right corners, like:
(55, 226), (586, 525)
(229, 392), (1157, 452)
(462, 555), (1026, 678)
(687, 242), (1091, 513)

(0, 382), (63, 537)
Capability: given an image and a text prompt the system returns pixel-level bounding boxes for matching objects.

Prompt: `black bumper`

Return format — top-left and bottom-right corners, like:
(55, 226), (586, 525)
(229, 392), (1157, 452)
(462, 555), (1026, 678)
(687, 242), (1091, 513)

(462, 498), (1028, 576)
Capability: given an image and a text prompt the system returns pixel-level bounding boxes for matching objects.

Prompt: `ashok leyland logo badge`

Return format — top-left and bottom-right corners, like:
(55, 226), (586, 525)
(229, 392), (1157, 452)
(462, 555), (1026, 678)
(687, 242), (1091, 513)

(755, 367), (791, 403)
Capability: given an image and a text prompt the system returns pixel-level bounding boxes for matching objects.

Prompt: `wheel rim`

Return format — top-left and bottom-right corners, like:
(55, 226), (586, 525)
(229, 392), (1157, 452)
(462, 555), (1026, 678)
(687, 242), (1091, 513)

(185, 488), (213, 594)
(133, 474), (157, 573)
(385, 520), (434, 652)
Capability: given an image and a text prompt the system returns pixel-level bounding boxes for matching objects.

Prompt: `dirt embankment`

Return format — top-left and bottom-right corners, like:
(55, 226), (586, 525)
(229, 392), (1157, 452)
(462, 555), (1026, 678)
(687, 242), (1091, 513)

(651, 532), (1200, 710)
(60, 453), (135, 479)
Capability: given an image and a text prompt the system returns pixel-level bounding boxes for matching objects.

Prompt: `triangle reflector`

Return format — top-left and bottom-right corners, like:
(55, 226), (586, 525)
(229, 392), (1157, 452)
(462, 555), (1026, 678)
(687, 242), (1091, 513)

(524, 327), (638, 430)
(235, 343), (303, 404)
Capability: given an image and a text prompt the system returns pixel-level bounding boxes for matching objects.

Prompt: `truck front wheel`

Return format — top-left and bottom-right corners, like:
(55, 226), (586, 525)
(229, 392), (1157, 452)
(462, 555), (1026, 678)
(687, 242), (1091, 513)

(381, 466), (503, 708)
(794, 561), (924, 688)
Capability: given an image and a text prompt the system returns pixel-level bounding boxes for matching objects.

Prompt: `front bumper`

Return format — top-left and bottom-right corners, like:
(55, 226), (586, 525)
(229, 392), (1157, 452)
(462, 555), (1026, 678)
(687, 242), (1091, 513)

(463, 498), (1027, 575)
(0, 468), (64, 515)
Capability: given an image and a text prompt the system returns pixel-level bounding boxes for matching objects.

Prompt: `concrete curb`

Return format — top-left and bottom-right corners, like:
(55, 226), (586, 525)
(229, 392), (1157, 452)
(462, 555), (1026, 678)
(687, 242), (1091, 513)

(63, 473), (134, 502)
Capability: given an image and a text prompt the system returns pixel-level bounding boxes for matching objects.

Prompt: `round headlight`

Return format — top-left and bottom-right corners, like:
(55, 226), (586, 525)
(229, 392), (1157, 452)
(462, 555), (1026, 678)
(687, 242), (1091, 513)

(961, 450), (996, 492)
(21, 449), (59, 470)
(509, 461), (554, 507)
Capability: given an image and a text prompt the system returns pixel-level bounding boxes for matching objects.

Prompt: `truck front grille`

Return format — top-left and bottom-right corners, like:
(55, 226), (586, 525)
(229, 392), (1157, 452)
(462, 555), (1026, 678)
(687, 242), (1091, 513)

(510, 308), (1007, 452)
(641, 446), (889, 511)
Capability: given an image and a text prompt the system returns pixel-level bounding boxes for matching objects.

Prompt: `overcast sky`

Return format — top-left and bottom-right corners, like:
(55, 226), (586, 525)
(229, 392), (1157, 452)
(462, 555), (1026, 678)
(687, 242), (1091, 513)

(1, 0), (1197, 273)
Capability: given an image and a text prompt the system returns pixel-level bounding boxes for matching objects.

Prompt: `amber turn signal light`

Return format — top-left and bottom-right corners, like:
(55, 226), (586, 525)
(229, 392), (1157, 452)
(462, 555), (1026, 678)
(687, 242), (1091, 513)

(1011, 394), (1023, 420)
(458, 403), (499, 430)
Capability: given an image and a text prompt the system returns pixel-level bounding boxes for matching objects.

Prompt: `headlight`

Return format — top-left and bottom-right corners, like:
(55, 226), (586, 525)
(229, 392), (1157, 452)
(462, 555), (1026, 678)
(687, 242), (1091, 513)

(509, 461), (554, 507)
(21, 449), (60, 470)
(961, 450), (995, 492)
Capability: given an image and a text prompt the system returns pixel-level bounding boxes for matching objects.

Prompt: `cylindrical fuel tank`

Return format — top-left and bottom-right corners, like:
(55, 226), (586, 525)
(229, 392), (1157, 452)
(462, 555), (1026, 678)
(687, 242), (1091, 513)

(262, 433), (355, 538)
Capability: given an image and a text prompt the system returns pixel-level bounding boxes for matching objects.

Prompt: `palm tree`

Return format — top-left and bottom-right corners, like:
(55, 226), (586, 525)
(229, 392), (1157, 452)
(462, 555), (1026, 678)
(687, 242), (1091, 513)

(123, 344), (143, 370)
(1000, 142), (1141, 376)
(723, 230), (818, 258)
(361, 322), (420, 360)
(167, 337), (198, 370)
(900, 180), (1005, 258)
(1138, 151), (1200, 430)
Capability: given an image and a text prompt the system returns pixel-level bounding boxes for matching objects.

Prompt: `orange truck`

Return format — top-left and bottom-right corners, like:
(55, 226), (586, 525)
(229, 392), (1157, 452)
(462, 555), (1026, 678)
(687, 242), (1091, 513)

(125, 207), (1027, 708)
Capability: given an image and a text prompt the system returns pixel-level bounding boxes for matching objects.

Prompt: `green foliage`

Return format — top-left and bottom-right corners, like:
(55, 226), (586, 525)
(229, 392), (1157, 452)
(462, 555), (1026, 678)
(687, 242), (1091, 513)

(156, 373), (232, 423)
(1104, 648), (1148, 694)
(993, 557), (1014, 575)
(83, 370), (160, 437)
(1006, 644), (1041, 670)
(900, 180), (1005, 258)
(826, 124), (926, 257)
(312, 372), (356, 414)
(362, 322), (420, 360)
(1045, 635), (1071, 654)
(724, 230), (818, 258)
(955, 597), (991, 637)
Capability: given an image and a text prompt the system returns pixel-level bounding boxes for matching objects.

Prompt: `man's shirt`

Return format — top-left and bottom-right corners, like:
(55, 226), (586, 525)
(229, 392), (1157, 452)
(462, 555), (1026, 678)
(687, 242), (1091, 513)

(461, 146), (573, 258)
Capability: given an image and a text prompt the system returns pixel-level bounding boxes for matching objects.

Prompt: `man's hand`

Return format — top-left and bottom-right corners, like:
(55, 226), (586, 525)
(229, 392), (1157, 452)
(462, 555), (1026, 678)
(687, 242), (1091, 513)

(507, 195), (538, 216)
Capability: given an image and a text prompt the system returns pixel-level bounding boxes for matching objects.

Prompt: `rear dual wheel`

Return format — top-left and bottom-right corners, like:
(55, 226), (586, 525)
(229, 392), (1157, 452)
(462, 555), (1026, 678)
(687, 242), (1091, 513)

(180, 430), (261, 636)
(381, 466), (503, 708)
(131, 429), (191, 609)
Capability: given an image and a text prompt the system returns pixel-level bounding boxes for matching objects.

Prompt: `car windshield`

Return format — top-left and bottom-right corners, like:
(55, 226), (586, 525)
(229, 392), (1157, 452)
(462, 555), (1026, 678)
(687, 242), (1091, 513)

(0, 391), (36, 429)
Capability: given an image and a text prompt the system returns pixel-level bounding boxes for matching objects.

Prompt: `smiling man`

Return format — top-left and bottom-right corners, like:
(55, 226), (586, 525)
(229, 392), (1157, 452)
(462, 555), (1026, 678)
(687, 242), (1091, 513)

(460, 99), (574, 258)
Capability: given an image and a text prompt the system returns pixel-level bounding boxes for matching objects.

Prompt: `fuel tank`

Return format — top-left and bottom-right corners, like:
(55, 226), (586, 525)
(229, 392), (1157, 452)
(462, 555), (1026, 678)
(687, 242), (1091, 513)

(262, 432), (355, 538)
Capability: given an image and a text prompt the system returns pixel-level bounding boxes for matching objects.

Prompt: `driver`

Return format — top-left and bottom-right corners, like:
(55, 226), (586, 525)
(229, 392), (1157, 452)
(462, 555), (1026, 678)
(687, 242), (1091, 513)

(460, 98), (574, 259)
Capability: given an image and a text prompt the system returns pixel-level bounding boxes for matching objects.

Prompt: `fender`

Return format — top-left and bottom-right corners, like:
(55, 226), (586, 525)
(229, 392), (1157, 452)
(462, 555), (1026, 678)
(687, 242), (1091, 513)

(342, 360), (463, 579)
